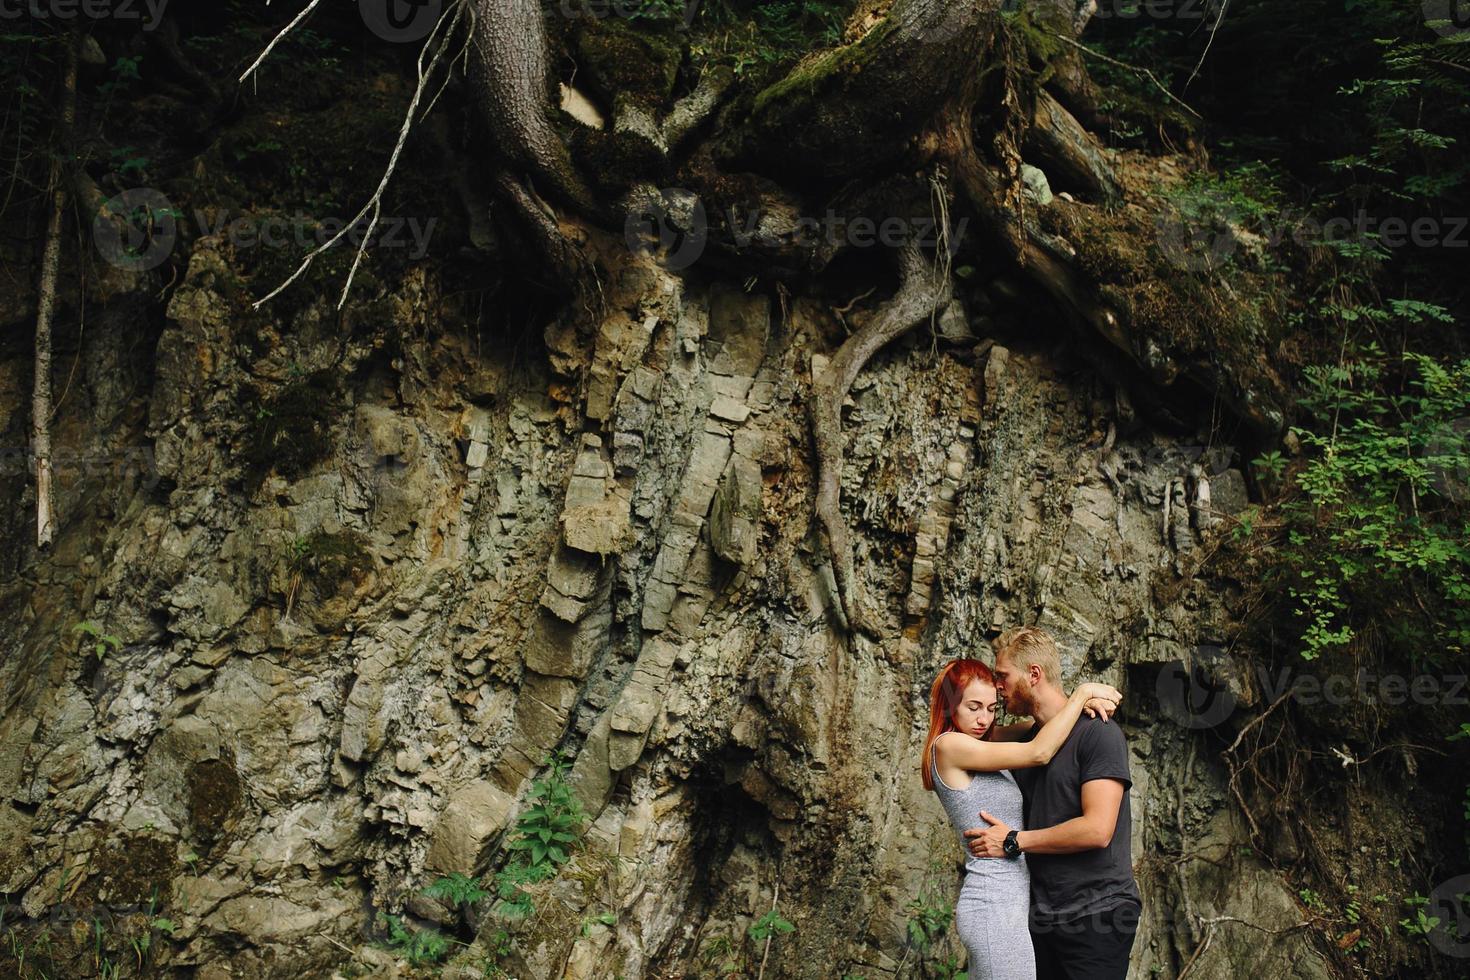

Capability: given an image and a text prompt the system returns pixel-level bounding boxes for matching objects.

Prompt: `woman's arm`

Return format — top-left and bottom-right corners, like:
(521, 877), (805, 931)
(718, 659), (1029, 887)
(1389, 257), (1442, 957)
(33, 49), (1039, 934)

(936, 683), (1123, 772)
(988, 721), (1037, 742)
(994, 698), (1117, 740)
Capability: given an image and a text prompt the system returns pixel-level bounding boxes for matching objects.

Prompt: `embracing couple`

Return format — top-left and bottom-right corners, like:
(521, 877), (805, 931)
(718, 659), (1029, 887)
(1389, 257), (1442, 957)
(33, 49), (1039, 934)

(922, 626), (1142, 979)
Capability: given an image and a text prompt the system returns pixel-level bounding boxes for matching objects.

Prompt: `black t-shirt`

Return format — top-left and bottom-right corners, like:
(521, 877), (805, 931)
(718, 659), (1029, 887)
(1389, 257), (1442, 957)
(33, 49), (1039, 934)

(1013, 715), (1142, 925)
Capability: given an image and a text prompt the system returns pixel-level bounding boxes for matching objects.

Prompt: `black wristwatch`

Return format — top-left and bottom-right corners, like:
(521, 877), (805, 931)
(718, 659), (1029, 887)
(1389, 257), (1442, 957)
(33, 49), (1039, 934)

(1003, 830), (1022, 858)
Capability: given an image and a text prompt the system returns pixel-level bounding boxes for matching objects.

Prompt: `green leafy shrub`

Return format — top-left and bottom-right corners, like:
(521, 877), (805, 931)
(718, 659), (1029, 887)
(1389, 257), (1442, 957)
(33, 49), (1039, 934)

(377, 912), (450, 966)
(1276, 342), (1470, 662)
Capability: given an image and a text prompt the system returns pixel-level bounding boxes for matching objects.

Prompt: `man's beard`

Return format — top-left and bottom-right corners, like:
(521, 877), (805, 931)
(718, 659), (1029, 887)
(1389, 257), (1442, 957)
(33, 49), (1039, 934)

(1004, 686), (1036, 717)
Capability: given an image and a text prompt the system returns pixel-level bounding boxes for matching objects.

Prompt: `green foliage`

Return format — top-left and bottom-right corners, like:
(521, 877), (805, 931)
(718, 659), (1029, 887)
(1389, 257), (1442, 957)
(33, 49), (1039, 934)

(480, 927), (513, 977)
(699, 933), (743, 976)
(904, 892), (952, 951)
(747, 906), (795, 943)
(73, 622), (122, 661)
(377, 912), (451, 966)
(1161, 161), (1288, 270)
(579, 910), (617, 936)
(1278, 343), (1470, 662)
(505, 748), (585, 871)
(423, 872), (490, 909)
(1397, 893), (1440, 939)
(691, 0), (853, 75)
(1329, 35), (1469, 205)
(489, 749), (588, 932)
(97, 55), (143, 100)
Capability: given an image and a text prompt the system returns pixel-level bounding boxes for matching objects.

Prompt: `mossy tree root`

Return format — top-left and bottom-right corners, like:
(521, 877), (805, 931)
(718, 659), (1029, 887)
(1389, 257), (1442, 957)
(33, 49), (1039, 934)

(810, 241), (953, 638)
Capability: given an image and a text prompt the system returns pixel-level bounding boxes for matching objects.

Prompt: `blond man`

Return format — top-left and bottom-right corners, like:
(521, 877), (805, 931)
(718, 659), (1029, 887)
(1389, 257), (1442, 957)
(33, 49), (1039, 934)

(963, 627), (1141, 980)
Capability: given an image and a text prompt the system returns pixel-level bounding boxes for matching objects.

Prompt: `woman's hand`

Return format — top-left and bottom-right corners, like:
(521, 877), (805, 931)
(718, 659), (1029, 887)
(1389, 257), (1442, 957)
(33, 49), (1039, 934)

(1075, 682), (1123, 721)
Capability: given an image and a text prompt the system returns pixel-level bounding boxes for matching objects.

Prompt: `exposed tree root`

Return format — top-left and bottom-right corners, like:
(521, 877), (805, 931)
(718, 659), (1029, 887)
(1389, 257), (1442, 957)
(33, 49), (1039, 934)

(810, 241), (952, 637)
(470, 0), (595, 214)
(494, 173), (594, 295)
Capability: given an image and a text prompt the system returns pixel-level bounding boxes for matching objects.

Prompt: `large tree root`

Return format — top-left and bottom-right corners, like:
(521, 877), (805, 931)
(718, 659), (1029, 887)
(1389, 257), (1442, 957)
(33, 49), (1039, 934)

(471, 0), (595, 213)
(811, 242), (952, 638)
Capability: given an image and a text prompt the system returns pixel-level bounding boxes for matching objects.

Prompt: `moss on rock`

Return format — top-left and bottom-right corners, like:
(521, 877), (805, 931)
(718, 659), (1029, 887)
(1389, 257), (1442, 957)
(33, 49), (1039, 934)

(242, 368), (339, 487)
(93, 832), (176, 907)
(570, 126), (670, 196)
(574, 18), (683, 110)
(189, 755), (244, 848)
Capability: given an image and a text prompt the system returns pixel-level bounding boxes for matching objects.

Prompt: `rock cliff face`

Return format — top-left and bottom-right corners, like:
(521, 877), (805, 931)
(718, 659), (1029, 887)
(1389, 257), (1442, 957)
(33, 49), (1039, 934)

(0, 213), (1332, 978)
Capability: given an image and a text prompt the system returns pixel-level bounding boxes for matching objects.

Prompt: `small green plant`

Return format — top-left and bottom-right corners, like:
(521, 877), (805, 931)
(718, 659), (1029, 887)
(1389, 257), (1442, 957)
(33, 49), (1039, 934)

(492, 859), (540, 920)
(748, 907), (795, 944)
(932, 954), (968, 980)
(1299, 887), (1326, 913)
(377, 912), (451, 966)
(423, 872), (490, 908)
(1251, 449), (1286, 485)
(699, 933), (742, 976)
(490, 749), (586, 918)
(480, 927), (513, 977)
(1398, 893), (1439, 939)
(904, 892), (952, 950)
(505, 749), (586, 870)
(579, 910), (617, 937)
(73, 621), (122, 660)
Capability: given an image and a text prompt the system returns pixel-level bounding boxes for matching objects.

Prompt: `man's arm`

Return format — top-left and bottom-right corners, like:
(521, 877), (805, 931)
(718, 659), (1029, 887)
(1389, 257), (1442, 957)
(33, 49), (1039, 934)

(1015, 778), (1123, 853)
(965, 778), (1124, 857)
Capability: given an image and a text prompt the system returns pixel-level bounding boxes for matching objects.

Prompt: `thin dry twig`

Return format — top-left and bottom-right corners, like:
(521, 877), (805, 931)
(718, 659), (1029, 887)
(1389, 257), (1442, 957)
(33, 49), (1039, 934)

(1051, 33), (1202, 119)
(756, 882), (779, 980)
(238, 0), (327, 85)
(248, 0), (467, 310)
(1185, 0), (1230, 90)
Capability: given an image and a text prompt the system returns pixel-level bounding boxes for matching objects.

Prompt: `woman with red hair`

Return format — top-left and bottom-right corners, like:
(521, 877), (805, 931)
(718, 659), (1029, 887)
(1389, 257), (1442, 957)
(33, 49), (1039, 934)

(922, 658), (1122, 979)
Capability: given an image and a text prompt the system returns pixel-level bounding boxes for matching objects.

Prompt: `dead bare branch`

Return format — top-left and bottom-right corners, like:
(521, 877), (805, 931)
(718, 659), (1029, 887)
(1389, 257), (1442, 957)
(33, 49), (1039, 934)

(250, 0), (467, 311)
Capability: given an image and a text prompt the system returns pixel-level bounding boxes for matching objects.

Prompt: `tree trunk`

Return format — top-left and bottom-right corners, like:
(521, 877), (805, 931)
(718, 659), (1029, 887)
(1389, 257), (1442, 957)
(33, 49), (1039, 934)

(31, 32), (78, 549)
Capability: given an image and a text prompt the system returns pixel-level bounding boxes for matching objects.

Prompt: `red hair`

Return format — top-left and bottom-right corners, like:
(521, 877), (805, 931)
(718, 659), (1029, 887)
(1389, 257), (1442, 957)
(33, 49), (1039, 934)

(920, 658), (996, 792)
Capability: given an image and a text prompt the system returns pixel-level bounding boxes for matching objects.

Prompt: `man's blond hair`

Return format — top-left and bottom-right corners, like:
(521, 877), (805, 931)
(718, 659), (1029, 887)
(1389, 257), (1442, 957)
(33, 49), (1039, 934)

(992, 626), (1063, 685)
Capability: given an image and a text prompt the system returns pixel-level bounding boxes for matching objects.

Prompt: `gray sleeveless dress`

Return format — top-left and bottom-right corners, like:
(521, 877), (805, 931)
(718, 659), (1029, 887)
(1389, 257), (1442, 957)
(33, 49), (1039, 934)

(930, 731), (1036, 980)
